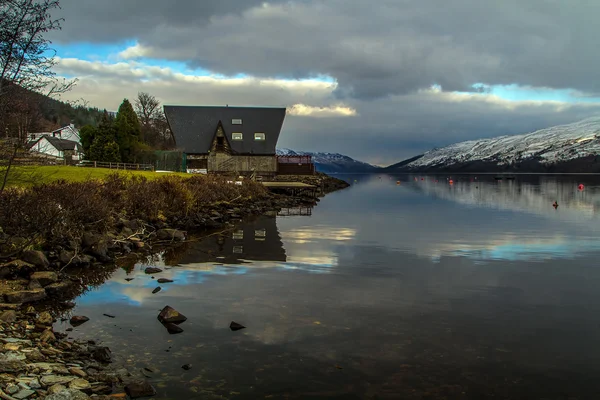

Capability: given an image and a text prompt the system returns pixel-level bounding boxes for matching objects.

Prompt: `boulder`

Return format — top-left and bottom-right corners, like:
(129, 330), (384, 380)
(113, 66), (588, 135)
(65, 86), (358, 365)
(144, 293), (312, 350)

(88, 239), (110, 262)
(152, 287), (161, 294)
(4, 289), (46, 304)
(68, 378), (91, 391)
(45, 281), (73, 296)
(124, 381), (156, 399)
(157, 278), (173, 284)
(0, 352), (26, 372)
(40, 375), (75, 386)
(30, 271), (58, 287)
(81, 232), (100, 249)
(156, 229), (185, 241)
(157, 306), (187, 324)
(21, 250), (49, 268)
(144, 267), (162, 274)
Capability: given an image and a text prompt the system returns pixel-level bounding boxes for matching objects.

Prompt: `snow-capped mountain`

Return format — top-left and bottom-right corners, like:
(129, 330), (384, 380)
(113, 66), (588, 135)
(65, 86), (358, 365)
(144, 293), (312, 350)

(387, 117), (600, 172)
(276, 148), (380, 173)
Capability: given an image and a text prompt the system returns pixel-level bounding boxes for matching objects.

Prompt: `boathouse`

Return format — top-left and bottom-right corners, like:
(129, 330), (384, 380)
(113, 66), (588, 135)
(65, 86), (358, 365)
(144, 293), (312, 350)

(164, 105), (289, 176)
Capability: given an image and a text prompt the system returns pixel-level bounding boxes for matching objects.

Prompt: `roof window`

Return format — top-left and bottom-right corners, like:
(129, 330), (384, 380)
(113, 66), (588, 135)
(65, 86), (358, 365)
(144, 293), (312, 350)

(232, 118), (242, 125)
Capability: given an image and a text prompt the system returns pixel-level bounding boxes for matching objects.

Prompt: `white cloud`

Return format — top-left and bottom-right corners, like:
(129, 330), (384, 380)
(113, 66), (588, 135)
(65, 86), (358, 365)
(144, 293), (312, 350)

(288, 104), (357, 117)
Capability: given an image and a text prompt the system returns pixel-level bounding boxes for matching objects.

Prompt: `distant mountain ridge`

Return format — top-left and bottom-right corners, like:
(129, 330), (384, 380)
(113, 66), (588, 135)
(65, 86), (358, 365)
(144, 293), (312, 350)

(276, 148), (380, 173)
(385, 117), (600, 173)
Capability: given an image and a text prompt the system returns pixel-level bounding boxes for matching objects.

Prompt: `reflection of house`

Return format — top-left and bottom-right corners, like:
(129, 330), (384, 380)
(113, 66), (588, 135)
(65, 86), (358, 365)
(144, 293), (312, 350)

(163, 105), (286, 176)
(167, 216), (287, 265)
(28, 135), (83, 164)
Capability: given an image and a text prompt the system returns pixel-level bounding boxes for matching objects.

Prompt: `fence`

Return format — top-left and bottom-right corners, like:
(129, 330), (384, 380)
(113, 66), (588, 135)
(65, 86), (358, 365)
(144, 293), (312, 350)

(76, 160), (155, 171)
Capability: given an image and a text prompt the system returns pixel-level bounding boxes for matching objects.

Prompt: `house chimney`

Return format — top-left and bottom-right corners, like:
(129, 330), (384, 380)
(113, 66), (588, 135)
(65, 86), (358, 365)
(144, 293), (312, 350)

(70, 123), (75, 129)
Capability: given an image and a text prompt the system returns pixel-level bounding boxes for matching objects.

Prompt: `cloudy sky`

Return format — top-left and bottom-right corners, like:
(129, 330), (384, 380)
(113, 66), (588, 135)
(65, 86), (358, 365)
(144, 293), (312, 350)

(49, 0), (600, 166)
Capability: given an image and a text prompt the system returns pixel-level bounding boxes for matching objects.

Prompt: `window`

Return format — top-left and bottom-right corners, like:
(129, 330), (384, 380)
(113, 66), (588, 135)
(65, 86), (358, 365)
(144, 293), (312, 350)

(232, 119), (242, 125)
(233, 246), (243, 254)
(233, 230), (244, 240)
(232, 132), (243, 141)
(254, 132), (266, 141)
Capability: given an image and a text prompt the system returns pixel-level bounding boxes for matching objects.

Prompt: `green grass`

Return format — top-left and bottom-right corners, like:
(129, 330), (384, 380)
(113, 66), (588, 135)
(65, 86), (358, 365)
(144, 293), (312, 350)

(2, 166), (190, 187)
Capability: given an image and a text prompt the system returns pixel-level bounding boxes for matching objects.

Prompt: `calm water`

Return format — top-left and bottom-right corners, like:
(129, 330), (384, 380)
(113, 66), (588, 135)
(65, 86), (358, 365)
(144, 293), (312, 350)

(56, 174), (600, 399)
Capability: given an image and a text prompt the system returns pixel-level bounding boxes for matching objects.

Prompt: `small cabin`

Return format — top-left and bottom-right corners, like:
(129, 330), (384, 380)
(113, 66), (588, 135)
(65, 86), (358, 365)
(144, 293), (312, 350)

(164, 105), (288, 177)
(28, 135), (83, 164)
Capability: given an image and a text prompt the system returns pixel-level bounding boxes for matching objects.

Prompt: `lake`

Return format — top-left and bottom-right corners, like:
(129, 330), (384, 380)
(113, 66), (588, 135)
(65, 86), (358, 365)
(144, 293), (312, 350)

(55, 174), (600, 399)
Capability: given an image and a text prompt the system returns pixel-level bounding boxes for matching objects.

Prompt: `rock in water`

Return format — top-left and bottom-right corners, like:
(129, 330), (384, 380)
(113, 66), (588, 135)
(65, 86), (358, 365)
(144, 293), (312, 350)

(29, 271), (58, 287)
(156, 229), (185, 241)
(40, 329), (56, 343)
(144, 267), (162, 274)
(182, 364), (192, 370)
(21, 250), (49, 268)
(45, 281), (73, 296)
(163, 323), (183, 334)
(69, 316), (90, 326)
(157, 278), (173, 283)
(102, 313), (115, 318)
(230, 321), (246, 331)
(157, 306), (187, 324)
(125, 381), (156, 399)
(91, 346), (112, 363)
(37, 311), (53, 325)
(152, 287), (161, 294)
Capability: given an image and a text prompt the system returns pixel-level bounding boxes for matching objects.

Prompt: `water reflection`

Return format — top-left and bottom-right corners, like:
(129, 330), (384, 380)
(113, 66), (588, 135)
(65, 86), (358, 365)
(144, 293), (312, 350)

(57, 175), (600, 399)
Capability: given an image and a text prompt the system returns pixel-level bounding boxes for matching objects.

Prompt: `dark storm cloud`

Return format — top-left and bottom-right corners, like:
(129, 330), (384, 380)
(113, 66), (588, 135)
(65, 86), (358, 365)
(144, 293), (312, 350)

(51, 0), (600, 99)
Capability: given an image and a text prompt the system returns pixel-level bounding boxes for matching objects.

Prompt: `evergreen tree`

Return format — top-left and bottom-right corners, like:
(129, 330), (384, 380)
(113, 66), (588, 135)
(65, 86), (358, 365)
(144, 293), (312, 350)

(87, 111), (121, 162)
(79, 125), (96, 156)
(114, 99), (142, 162)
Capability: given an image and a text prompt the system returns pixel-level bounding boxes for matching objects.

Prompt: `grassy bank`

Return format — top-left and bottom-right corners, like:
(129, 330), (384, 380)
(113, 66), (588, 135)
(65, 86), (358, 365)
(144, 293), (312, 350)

(3, 166), (189, 187)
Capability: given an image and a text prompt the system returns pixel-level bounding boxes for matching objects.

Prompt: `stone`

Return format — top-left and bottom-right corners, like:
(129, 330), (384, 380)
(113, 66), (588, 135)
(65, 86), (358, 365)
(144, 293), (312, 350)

(13, 389), (35, 399)
(0, 303), (20, 310)
(0, 352), (26, 372)
(40, 329), (56, 343)
(157, 306), (187, 324)
(4, 289), (46, 304)
(44, 281), (73, 296)
(124, 278), (134, 282)
(24, 348), (45, 362)
(156, 278), (173, 283)
(0, 309), (16, 322)
(69, 316), (89, 326)
(59, 250), (75, 265)
(91, 347), (111, 363)
(45, 389), (90, 400)
(27, 279), (42, 290)
(102, 313), (115, 318)
(156, 229), (185, 241)
(230, 321), (246, 331)
(182, 364), (192, 370)
(144, 267), (162, 274)
(47, 384), (67, 395)
(163, 322), (183, 334)
(124, 381), (156, 399)
(5, 385), (19, 394)
(37, 311), (54, 325)
(30, 271), (58, 287)
(69, 367), (87, 378)
(68, 378), (90, 390)
(89, 240), (110, 262)
(152, 287), (161, 294)
(21, 250), (49, 268)
(40, 375), (75, 386)
(81, 232), (100, 249)
(28, 379), (41, 389)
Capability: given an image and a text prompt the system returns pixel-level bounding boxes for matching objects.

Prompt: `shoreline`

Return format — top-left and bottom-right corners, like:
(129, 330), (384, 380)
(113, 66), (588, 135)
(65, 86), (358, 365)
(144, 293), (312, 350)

(0, 172), (349, 399)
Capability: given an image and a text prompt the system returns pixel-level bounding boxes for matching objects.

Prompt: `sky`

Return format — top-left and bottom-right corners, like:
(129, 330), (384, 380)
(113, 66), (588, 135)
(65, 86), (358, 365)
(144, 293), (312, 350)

(47, 0), (600, 166)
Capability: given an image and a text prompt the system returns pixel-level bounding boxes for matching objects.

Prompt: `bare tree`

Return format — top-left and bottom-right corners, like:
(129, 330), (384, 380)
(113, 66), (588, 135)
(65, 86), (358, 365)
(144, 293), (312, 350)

(134, 92), (161, 126)
(0, 0), (77, 98)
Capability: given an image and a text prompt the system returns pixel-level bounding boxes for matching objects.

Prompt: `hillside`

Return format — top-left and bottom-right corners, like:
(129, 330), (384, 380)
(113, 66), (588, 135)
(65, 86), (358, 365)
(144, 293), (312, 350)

(385, 117), (600, 173)
(277, 148), (380, 173)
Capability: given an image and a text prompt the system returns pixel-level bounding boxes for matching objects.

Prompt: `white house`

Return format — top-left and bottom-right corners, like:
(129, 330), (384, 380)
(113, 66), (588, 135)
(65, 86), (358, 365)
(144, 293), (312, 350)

(28, 124), (80, 144)
(28, 135), (83, 163)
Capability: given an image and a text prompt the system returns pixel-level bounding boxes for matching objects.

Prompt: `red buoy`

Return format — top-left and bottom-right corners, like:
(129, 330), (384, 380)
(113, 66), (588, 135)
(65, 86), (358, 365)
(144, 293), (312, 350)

(449, 179), (454, 184)
(578, 184), (585, 191)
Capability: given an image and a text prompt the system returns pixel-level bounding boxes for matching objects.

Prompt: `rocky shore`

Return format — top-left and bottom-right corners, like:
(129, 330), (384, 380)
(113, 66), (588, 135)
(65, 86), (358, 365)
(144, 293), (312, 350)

(0, 172), (349, 398)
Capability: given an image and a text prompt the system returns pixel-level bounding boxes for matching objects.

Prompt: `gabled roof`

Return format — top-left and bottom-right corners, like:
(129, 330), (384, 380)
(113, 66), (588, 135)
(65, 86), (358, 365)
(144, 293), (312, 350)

(52, 124), (80, 140)
(29, 135), (82, 152)
(164, 105), (286, 155)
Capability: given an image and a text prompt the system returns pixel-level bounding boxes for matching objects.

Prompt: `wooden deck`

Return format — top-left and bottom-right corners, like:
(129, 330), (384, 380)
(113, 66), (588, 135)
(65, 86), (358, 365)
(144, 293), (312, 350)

(261, 181), (316, 189)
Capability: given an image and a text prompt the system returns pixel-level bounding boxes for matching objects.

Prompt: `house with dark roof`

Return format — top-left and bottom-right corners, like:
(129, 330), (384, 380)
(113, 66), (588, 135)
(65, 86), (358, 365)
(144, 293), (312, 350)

(28, 134), (83, 164)
(163, 105), (287, 175)
(29, 123), (80, 143)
